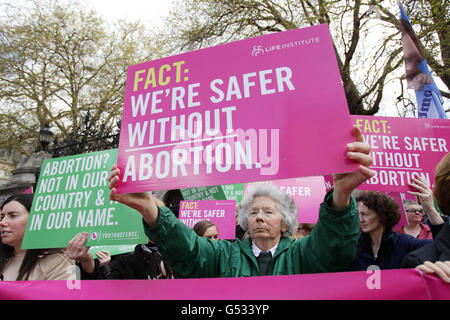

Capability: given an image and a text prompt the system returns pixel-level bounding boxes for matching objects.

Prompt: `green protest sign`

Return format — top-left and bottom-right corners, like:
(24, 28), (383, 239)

(180, 185), (226, 200)
(222, 183), (245, 205)
(21, 149), (148, 249)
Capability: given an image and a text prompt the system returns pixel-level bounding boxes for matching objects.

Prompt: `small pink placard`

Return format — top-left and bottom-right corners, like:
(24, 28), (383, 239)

(179, 200), (236, 239)
(352, 115), (450, 192)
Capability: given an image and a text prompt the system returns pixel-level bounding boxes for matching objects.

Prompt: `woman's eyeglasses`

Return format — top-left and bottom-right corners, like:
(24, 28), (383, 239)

(405, 208), (424, 214)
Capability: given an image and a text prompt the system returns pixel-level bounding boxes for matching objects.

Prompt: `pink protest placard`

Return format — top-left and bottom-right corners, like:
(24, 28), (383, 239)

(244, 176), (327, 224)
(116, 24), (358, 193)
(352, 115), (450, 193)
(179, 200), (236, 239)
(1, 270), (448, 300)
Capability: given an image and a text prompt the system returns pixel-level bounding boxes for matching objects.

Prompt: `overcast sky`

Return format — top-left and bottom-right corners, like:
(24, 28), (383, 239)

(85, 0), (175, 28)
(1, 0), (446, 116)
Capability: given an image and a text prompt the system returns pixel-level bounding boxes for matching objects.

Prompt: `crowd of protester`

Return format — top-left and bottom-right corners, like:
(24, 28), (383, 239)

(0, 134), (449, 285)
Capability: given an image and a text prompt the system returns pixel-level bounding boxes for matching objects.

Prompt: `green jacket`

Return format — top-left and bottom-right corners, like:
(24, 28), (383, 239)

(143, 191), (360, 278)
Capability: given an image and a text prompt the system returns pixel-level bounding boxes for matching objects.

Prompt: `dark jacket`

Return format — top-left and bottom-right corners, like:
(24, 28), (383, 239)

(401, 220), (450, 268)
(80, 244), (173, 280)
(100, 244), (173, 279)
(144, 190), (361, 278)
(354, 228), (432, 271)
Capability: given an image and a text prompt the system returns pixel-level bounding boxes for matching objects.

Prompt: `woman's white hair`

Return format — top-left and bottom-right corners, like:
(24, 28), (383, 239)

(403, 199), (419, 207)
(238, 184), (298, 237)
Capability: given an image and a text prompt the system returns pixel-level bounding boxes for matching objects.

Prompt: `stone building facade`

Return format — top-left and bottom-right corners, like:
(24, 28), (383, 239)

(0, 151), (51, 204)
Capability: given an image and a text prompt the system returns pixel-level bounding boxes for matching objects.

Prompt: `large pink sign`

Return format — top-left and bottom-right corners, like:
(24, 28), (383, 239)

(116, 24), (358, 193)
(352, 115), (450, 192)
(245, 176), (327, 224)
(179, 200), (236, 239)
(0, 269), (448, 300)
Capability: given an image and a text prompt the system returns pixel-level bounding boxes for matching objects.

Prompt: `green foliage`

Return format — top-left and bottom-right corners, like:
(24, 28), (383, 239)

(161, 0), (448, 115)
(0, 0), (158, 155)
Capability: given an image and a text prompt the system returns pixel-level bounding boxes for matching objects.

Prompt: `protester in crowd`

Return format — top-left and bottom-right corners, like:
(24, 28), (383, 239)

(353, 191), (432, 271)
(429, 153), (450, 219)
(401, 18), (432, 90)
(0, 194), (76, 281)
(395, 200), (432, 239)
(107, 125), (373, 278)
(406, 174), (446, 232)
(235, 208), (246, 241)
(193, 220), (219, 241)
(402, 153), (450, 283)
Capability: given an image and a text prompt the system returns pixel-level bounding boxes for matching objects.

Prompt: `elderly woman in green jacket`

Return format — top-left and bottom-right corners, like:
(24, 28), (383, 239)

(107, 126), (373, 278)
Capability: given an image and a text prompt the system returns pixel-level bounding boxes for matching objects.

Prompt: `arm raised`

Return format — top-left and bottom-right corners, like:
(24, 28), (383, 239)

(408, 175), (444, 225)
(107, 164), (159, 227)
(332, 125), (374, 209)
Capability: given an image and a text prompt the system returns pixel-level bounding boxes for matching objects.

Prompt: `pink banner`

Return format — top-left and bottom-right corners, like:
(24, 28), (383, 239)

(116, 24), (357, 193)
(351, 115), (450, 192)
(179, 200), (236, 239)
(244, 176), (327, 224)
(0, 269), (448, 300)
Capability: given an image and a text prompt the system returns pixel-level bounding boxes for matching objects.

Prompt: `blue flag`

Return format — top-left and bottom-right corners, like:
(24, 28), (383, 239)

(398, 2), (447, 119)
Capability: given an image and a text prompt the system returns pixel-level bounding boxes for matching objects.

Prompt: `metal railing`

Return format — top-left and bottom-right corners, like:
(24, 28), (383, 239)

(52, 133), (120, 158)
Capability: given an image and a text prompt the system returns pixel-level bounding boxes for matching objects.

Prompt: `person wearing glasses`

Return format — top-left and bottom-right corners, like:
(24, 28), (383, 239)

(405, 174), (446, 236)
(353, 191), (432, 271)
(396, 200), (432, 239)
(108, 126), (374, 277)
